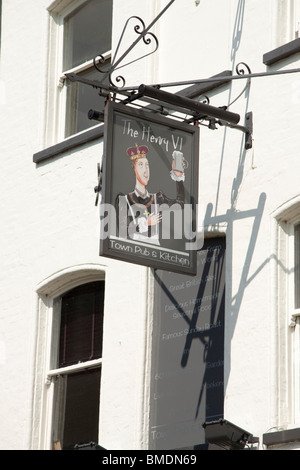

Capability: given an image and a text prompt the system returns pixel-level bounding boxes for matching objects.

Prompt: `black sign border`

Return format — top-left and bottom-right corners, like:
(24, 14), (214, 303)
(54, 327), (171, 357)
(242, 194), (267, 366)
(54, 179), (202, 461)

(100, 101), (200, 275)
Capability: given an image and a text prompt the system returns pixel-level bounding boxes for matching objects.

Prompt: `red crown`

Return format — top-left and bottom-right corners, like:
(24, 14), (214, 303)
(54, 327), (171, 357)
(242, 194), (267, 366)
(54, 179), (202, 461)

(127, 144), (149, 160)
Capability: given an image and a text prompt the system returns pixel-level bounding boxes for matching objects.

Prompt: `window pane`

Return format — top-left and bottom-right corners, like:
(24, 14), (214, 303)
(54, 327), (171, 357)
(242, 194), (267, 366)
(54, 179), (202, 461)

(65, 63), (110, 138)
(53, 368), (101, 450)
(296, 317), (300, 423)
(59, 281), (105, 367)
(295, 224), (300, 309)
(63, 0), (113, 70)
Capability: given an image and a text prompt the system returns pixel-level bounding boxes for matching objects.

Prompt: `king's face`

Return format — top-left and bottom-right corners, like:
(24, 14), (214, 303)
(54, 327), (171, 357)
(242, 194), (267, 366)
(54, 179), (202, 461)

(134, 157), (150, 186)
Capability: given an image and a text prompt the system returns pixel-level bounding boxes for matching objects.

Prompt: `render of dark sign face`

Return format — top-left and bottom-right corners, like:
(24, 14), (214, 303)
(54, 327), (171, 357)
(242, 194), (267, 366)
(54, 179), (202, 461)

(101, 104), (199, 274)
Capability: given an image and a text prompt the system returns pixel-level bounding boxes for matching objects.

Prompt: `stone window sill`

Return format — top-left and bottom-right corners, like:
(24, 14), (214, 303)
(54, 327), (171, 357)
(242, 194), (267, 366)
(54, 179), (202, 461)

(263, 427), (300, 448)
(33, 124), (104, 164)
(263, 37), (300, 66)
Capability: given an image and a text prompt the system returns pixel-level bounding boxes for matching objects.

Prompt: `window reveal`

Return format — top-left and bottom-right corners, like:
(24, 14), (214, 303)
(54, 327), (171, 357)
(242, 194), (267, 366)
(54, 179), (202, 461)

(59, 280), (104, 367)
(52, 280), (105, 450)
(62, 0), (112, 137)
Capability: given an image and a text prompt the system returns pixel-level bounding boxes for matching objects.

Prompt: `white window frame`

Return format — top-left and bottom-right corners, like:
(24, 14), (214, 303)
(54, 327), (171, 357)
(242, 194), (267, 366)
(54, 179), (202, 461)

(289, 221), (300, 425)
(273, 0), (300, 45)
(294, 0), (300, 37)
(293, 317), (300, 425)
(272, 201), (300, 430)
(289, 222), (300, 327)
(31, 265), (106, 450)
(45, 0), (111, 147)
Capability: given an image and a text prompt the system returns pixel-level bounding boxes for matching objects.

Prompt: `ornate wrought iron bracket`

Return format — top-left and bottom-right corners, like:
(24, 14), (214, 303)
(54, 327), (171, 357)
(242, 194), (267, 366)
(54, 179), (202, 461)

(62, 2), (300, 206)
(122, 79), (253, 149)
(65, 1), (300, 160)
(93, 15), (158, 89)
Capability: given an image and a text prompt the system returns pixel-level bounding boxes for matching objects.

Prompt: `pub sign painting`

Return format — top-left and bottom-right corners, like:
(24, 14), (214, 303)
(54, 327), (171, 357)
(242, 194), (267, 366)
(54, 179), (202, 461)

(100, 101), (200, 275)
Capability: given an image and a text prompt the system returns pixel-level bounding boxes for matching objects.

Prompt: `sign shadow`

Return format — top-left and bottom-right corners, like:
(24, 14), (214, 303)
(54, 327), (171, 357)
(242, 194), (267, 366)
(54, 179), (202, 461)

(150, 192), (266, 450)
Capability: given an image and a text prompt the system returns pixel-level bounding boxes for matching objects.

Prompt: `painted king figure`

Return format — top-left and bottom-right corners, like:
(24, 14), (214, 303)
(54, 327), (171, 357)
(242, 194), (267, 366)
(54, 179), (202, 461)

(115, 144), (186, 245)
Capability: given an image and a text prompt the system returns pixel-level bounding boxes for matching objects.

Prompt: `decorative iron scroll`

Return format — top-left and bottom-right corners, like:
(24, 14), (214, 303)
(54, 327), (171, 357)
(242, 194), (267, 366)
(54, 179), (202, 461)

(236, 62), (252, 76)
(94, 16), (159, 89)
(227, 62), (252, 108)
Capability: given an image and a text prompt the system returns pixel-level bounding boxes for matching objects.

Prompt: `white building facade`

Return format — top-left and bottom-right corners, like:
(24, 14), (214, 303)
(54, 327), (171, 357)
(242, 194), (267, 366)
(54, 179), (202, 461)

(1, 0), (300, 451)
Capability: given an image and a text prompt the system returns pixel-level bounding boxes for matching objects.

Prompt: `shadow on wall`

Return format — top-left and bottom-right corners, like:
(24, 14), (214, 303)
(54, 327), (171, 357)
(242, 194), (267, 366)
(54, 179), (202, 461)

(149, 1), (269, 450)
(148, 0), (270, 450)
(150, 191), (266, 450)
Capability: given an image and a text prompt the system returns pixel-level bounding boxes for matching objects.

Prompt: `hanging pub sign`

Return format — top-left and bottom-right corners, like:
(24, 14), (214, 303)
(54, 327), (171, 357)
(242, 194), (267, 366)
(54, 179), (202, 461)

(100, 101), (200, 275)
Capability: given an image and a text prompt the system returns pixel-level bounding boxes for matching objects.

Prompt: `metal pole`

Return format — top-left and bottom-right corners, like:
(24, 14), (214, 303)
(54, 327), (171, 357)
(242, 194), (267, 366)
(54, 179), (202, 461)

(120, 67), (300, 91)
(138, 84), (241, 125)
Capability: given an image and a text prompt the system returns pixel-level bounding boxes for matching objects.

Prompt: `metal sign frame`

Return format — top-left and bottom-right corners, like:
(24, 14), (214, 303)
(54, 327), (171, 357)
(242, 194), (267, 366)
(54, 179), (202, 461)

(100, 101), (200, 275)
